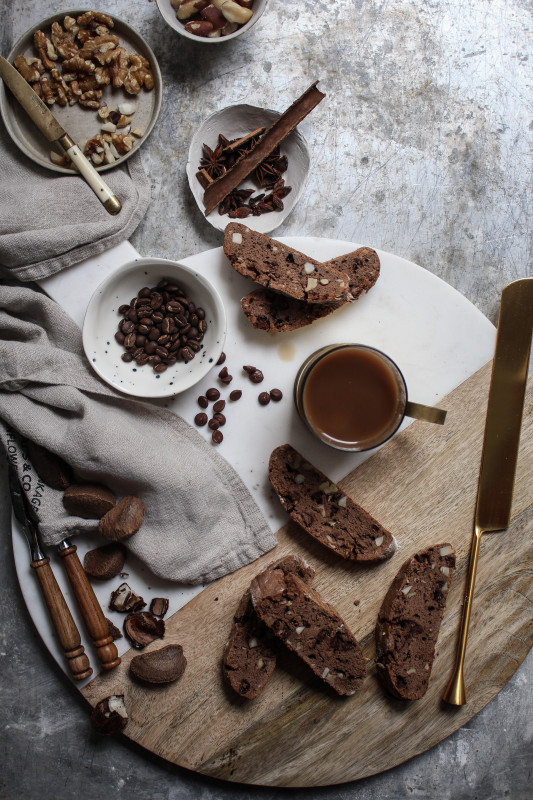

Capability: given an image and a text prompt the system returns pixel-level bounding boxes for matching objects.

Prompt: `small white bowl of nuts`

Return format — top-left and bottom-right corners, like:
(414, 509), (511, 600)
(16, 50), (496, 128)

(155, 0), (268, 42)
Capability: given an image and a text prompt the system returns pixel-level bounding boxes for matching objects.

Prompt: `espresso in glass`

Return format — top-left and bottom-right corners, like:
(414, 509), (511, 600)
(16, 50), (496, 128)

(295, 344), (407, 451)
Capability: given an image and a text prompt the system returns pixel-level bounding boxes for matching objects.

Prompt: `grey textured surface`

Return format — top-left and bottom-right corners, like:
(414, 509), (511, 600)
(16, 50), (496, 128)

(1, 0), (532, 798)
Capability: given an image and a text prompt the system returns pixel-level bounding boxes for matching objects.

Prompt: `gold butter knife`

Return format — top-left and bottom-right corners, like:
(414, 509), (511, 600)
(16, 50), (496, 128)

(0, 55), (121, 215)
(443, 277), (533, 705)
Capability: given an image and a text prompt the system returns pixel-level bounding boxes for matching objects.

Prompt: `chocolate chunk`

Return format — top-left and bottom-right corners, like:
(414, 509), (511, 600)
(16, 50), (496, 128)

(258, 391), (270, 406)
(269, 388), (283, 401)
(213, 399), (226, 412)
(84, 543), (126, 580)
(212, 430), (223, 444)
(109, 582), (146, 613)
(250, 370), (264, 384)
(198, 395), (209, 408)
(63, 484), (116, 519)
(206, 387), (220, 401)
(25, 441), (72, 490)
(129, 644), (186, 685)
(124, 611), (165, 649)
(150, 597), (169, 618)
(194, 412), (208, 426)
(90, 695), (128, 735)
(229, 389), (242, 401)
(216, 351), (226, 365)
(99, 496), (145, 541)
(375, 544), (456, 700)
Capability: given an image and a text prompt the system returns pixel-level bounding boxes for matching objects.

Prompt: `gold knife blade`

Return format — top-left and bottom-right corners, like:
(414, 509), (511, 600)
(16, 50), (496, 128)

(0, 55), (121, 215)
(443, 277), (533, 705)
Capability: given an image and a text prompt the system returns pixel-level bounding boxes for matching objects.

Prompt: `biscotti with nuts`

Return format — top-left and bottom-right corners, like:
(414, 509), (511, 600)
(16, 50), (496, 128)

(269, 444), (396, 562)
(250, 568), (366, 696)
(223, 554), (315, 700)
(224, 223), (350, 304)
(241, 247), (381, 332)
(375, 543), (456, 700)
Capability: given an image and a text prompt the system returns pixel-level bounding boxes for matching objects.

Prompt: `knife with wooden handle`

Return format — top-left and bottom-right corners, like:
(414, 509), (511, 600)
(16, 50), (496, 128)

(7, 463), (93, 681)
(0, 54), (121, 215)
(443, 277), (533, 705)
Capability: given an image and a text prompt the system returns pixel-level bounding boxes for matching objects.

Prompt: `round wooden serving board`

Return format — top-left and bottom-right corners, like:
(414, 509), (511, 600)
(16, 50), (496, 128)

(81, 361), (532, 786)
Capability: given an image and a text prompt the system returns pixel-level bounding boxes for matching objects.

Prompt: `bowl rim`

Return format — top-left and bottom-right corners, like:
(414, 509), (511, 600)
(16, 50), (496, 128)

(154, 0), (269, 43)
(82, 256), (227, 398)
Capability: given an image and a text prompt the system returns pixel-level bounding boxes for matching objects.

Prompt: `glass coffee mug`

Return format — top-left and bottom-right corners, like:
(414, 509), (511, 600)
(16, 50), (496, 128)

(294, 343), (447, 452)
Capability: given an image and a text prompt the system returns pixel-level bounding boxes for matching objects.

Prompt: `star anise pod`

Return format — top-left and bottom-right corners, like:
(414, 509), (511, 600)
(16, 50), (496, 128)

(199, 143), (227, 179)
(218, 188), (254, 215)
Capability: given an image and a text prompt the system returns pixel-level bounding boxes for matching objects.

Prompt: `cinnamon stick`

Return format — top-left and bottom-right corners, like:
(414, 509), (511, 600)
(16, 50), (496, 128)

(203, 82), (326, 216)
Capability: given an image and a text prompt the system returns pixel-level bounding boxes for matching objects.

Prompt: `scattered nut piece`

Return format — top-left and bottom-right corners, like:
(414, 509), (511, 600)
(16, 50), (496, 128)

(124, 611), (165, 648)
(90, 695), (128, 735)
(84, 543), (127, 580)
(150, 597), (169, 617)
(109, 582), (146, 613)
(130, 644), (186, 685)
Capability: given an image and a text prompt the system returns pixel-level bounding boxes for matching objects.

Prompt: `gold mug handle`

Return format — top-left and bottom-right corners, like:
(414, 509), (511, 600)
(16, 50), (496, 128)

(405, 401), (447, 425)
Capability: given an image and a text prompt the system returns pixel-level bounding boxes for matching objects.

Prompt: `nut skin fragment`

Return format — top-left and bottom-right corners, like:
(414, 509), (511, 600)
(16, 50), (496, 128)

(150, 597), (169, 617)
(63, 483), (116, 519)
(90, 695), (128, 735)
(129, 644), (187, 685)
(124, 611), (165, 649)
(99, 496), (145, 541)
(109, 582), (146, 613)
(83, 543), (127, 580)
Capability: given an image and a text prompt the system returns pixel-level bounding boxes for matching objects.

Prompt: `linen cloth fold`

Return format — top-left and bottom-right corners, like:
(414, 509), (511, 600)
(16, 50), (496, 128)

(0, 283), (276, 583)
(0, 117), (151, 283)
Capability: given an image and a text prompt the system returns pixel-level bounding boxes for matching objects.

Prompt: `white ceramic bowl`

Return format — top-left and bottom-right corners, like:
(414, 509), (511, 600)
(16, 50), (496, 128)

(83, 258), (226, 399)
(155, 0), (268, 42)
(187, 104), (310, 233)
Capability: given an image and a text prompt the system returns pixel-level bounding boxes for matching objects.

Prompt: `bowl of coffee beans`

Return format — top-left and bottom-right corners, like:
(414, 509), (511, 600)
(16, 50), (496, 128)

(83, 258), (226, 398)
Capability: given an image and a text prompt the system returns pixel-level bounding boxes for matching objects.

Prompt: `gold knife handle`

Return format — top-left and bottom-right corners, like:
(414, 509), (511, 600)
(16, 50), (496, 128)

(30, 556), (93, 681)
(57, 542), (121, 671)
(443, 524), (483, 705)
(58, 134), (122, 215)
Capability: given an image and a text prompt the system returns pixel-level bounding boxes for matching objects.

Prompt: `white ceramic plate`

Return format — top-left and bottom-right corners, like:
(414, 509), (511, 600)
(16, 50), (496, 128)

(82, 257), (227, 398)
(1, 9), (162, 173)
(187, 104), (310, 233)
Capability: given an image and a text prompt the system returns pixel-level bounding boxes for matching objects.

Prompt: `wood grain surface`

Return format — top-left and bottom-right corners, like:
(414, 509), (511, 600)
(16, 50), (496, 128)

(82, 362), (533, 787)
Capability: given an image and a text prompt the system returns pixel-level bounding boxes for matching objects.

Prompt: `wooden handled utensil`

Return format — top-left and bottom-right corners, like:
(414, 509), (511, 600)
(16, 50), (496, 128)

(443, 277), (533, 705)
(7, 463), (92, 681)
(57, 539), (121, 671)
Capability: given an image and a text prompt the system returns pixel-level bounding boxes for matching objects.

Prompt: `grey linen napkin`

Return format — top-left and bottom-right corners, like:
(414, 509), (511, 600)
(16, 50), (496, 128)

(0, 117), (151, 283)
(0, 283), (276, 583)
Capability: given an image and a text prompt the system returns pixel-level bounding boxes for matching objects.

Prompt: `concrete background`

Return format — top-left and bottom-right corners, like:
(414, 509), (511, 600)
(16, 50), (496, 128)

(1, 0), (531, 797)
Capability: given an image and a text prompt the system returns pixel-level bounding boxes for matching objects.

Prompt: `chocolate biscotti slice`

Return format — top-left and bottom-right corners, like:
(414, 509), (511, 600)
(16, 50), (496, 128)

(250, 568), (366, 696)
(269, 445), (396, 562)
(375, 543), (456, 700)
(241, 247), (380, 333)
(223, 554), (315, 700)
(224, 223), (350, 304)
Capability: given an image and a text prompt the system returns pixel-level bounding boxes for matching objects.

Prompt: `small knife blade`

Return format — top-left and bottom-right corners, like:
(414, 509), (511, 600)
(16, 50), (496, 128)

(443, 277), (533, 705)
(8, 461), (92, 680)
(0, 55), (121, 215)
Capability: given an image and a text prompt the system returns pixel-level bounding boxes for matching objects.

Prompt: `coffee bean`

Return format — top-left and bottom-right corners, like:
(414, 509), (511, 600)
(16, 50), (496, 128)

(213, 399), (226, 412)
(147, 354), (161, 365)
(154, 363), (167, 373)
(135, 335), (146, 347)
(150, 292), (163, 309)
(181, 346), (194, 361)
(212, 430), (223, 444)
(198, 320), (207, 333)
(133, 347), (145, 359)
(270, 388), (283, 401)
(139, 317), (153, 327)
(138, 287), (152, 298)
(124, 332), (136, 349)
(214, 413), (226, 426)
(136, 353), (149, 366)
(216, 352), (226, 365)
(194, 412), (208, 426)
(243, 364), (255, 374)
(208, 418), (220, 430)
(188, 341), (202, 353)
(157, 279), (168, 289)
(229, 389), (242, 401)
(258, 392), (270, 405)
(197, 308), (206, 320)
(120, 319), (135, 334)
(148, 327), (160, 341)
(118, 304), (130, 314)
(137, 324), (149, 335)
(190, 314), (199, 328)
(206, 388), (220, 401)
(198, 395), (209, 408)
(250, 370), (264, 384)
(115, 331), (125, 345)
(166, 356), (177, 366)
(220, 374), (233, 384)
(218, 366), (228, 379)
(144, 340), (157, 355)
(127, 308), (138, 322)
(121, 352), (133, 362)
(152, 311), (164, 324)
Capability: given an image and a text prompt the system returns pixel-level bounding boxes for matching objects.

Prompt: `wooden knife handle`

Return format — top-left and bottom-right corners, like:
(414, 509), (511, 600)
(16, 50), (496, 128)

(57, 544), (120, 671)
(30, 557), (93, 681)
